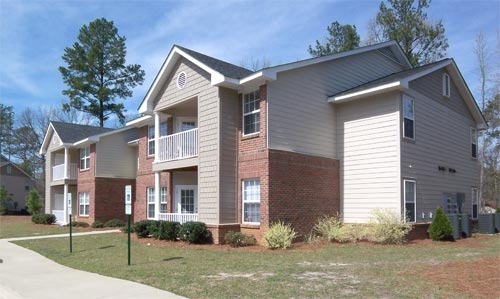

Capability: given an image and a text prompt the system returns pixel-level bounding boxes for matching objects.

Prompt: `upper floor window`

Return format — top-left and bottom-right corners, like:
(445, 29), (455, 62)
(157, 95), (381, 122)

(403, 96), (415, 139)
(471, 128), (477, 159)
(80, 147), (90, 170)
(243, 91), (260, 135)
(148, 122), (167, 156)
(442, 73), (451, 97)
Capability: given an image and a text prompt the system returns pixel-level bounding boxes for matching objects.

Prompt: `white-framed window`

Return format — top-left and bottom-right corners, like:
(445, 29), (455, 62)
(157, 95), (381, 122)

(79, 146), (90, 170)
(403, 95), (415, 140)
(160, 187), (167, 214)
(147, 187), (155, 219)
(243, 91), (260, 135)
(148, 126), (155, 156)
(472, 187), (478, 219)
(404, 179), (416, 222)
(79, 192), (89, 216)
(471, 128), (478, 159)
(443, 73), (451, 97)
(242, 178), (260, 224)
(6, 165), (11, 174)
(180, 189), (195, 213)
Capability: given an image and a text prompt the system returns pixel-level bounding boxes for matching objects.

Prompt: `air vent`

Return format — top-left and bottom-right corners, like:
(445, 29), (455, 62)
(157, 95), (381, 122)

(177, 72), (187, 89)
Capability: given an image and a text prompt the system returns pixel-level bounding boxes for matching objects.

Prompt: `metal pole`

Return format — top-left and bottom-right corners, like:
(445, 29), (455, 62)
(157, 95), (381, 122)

(127, 214), (131, 266)
(69, 214), (72, 253)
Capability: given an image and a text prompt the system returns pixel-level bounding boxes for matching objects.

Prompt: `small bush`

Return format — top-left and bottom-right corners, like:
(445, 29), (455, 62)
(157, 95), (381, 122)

(92, 220), (104, 228)
(154, 221), (181, 241)
(428, 207), (454, 241)
(26, 189), (43, 215)
(367, 209), (412, 244)
(133, 220), (158, 238)
(70, 221), (89, 227)
(262, 221), (298, 249)
(32, 213), (56, 225)
(224, 231), (256, 247)
(104, 218), (126, 227)
(314, 215), (351, 243)
(179, 221), (212, 244)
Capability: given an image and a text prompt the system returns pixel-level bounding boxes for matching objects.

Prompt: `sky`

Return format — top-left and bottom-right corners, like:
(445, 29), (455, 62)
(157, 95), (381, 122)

(1, 0), (499, 126)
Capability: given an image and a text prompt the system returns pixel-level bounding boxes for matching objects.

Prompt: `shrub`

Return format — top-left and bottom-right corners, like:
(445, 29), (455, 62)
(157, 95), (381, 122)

(428, 207), (454, 241)
(70, 221), (89, 227)
(104, 218), (126, 227)
(32, 213), (56, 225)
(26, 189), (43, 215)
(0, 186), (7, 215)
(224, 231), (257, 247)
(313, 215), (351, 243)
(262, 221), (298, 249)
(179, 221), (212, 244)
(154, 221), (181, 241)
(367, 209), (413, 244)
(133, 220), (158, 238)
(92, 220), (104, 228)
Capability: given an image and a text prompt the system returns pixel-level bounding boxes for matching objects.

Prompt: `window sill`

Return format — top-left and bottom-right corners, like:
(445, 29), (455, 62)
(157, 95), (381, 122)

(79, 168), (90, 172)
(241, 223), (260, 229)
(402, 137), (416, 144)
(241, 133), (260, 141)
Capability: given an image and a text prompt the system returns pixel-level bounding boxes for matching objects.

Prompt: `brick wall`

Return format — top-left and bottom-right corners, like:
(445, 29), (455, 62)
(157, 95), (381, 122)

(76, 144), (96, 223)
(94, 177), (135, 223)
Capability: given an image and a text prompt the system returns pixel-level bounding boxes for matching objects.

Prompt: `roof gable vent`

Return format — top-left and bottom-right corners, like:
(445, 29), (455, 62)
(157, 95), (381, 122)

(176, 72), (187, 89)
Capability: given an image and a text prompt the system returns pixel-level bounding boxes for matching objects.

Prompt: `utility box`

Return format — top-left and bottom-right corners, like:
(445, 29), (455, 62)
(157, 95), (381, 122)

(446, 214), (461, 240)
(494, 213), (500, 233)
(478, 214), (495, 234)
(459, 213), (471, 238)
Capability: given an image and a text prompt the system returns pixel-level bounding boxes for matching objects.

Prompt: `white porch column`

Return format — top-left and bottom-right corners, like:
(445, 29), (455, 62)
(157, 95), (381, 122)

(154, 171), (161, 220)
(63, 184), (68, 224)
(64, 147), (69, 179)
(154, 112), (160, 163)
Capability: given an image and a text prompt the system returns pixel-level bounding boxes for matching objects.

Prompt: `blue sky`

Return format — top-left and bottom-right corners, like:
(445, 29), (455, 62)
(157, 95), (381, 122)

(1, 0), (499, 125)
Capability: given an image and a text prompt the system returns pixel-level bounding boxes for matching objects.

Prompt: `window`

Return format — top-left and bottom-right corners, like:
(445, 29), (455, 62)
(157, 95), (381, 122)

(242, 179), (260, 224)
(443, 73), (450, 97)
(25, 186), (30, 191)
(80, 147), (90, 170)
(472, 188), (478, 219)
(148, 126), (155, 156)
(160, 187), (167, 214)
(243, 91), (260, 135)
(403, 96), (415, 139)
(6, 165), (11, 174)
(404, 180), (416, 222)
(79, 192), (89, 216)
(181, 189), (195, 213)
(147, 187), (155, 219)
(471, 128), (477, 159)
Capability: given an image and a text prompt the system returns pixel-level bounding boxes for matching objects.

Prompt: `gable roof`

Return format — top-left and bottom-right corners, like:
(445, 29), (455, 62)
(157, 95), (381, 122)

(0, 155), (36, 181)
(40, 121), (114, 154)
(138, 41), (411, 114)
(328, 58), (487, 129)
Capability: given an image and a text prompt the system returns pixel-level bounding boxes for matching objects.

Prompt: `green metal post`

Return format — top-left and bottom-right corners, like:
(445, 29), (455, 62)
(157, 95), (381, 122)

(69, 214), (72, 253)
(127, 214), (131, 266)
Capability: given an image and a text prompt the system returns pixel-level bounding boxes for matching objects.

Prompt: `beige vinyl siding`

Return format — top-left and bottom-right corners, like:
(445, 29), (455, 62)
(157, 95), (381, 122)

(402, 74), (479, 221)
(267, 50), (405, 159)
(218, 87), (239, 223)
(337, 92), (401, 223)
(95, 129), (138, 179)
(155, 58), (220, 224)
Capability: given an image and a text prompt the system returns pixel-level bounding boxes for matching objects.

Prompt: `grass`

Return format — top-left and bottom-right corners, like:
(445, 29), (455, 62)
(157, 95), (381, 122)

(0, 216), (90, 239)
(14, 232), (500, 299)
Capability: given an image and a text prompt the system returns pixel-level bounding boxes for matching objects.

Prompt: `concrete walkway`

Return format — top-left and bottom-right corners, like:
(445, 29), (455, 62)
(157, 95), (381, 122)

(0, 231), (186, 299)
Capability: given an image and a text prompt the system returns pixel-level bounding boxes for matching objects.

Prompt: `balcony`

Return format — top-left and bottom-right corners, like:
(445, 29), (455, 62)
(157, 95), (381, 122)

(52, 163), (77, 181)
(159, 213), (198, 224)
(158, 128), (198, 162)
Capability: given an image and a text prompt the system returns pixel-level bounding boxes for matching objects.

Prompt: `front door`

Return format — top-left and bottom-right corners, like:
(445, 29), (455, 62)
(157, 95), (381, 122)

(174, 185), (198, 214)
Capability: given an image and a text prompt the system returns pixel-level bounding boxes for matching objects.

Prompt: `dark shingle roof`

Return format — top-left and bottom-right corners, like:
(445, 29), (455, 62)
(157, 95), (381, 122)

(175, 45), (253, 79)
(51, 121), (114, 143)
(332, 59), (451, 98)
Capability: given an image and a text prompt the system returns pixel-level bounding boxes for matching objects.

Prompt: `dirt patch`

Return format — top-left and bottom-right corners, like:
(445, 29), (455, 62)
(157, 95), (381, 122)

(0, 215), (32, 222)
(422, 257), (500, 299)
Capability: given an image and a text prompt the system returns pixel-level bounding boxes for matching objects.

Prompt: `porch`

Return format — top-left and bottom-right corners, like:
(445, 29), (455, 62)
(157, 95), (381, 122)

(157, 128), (198, 162)
(52, 163), (78, 181)
(158, 213), (198, 223)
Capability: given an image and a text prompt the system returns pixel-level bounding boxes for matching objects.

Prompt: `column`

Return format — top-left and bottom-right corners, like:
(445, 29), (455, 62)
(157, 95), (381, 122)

(63, 184), (68, 224)
(154, 171), (161, 220)
(64, 147), (69, 179)
(154, 112), (160, 163)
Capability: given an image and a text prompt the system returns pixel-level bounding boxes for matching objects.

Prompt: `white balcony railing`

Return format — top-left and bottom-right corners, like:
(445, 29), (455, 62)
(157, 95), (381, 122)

(52, 163), (77, 181)
(158, 213), (198, 224)
(52, 209), (65, 224)
(158, 128), (198, 162)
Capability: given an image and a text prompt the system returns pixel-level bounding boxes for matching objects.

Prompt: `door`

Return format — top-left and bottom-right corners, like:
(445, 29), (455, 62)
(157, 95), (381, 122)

(174, 185), (198, 214)
(175, 117), (198, 158)
(175, 117), (197, 132)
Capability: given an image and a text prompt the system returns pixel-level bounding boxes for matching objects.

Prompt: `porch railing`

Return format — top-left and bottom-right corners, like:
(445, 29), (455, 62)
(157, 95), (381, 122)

(52, 209), (65, 224)
(52, 163), (77, 181)
(158, 128), (198, 162)
(158, 213), (198, 224)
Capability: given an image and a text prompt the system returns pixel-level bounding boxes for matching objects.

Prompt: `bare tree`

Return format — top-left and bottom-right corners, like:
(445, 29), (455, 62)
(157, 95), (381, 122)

(240, 56), (272, 71)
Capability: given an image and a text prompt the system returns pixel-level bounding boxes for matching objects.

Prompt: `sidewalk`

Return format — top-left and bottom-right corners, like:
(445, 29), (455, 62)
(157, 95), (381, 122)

(0, 231), (186, 299)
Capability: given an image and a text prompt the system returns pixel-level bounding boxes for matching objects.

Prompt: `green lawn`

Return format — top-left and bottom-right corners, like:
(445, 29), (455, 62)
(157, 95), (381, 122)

(14, 232), (500, 299)
(0, 216), (89, 239)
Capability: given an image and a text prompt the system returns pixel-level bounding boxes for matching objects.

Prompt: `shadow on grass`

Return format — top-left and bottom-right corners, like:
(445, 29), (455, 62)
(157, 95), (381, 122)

(163, 257), (183, 262)
(98, 245), (116, 250)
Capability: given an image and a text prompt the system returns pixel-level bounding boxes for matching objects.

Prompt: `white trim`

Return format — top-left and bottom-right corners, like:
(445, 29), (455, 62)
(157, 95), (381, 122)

(79, 146), (90, 170)
(242, 90), (261, 136)
(78, 192), (89, 217)
(174, 185), (198, 214)
(402, 95), (415, 140)
(442, 73), (451, 97)
(470, 127), (478, 159)
(329, 81), (404, 103)
(403, 179), (416, 222)
(242, 178), (261, 225)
